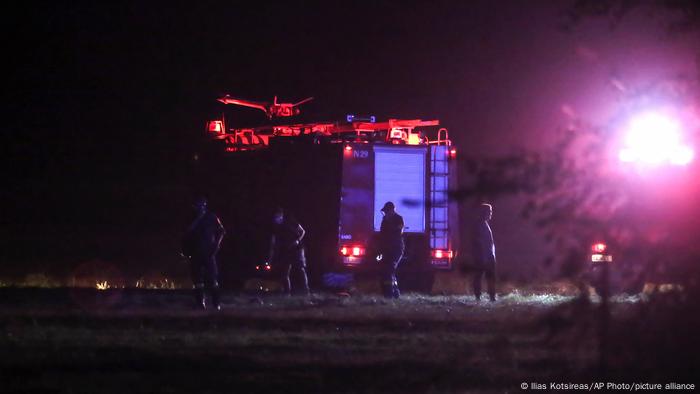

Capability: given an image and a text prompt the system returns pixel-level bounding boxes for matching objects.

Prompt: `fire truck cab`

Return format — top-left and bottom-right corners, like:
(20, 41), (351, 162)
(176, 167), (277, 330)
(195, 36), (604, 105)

(196, 112), (460, 293)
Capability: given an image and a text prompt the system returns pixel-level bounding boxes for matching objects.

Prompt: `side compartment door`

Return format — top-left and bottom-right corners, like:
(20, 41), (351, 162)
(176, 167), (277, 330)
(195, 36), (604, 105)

(373, 146), (427, 234)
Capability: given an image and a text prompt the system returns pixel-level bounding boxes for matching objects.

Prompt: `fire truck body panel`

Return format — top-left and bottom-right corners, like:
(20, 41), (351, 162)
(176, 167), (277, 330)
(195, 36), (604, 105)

(197, 117), (458, 292)
(338, 144), (428, 254)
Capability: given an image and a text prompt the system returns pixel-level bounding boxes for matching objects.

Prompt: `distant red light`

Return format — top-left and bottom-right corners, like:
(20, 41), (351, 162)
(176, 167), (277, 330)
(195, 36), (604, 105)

(449, 148), (457, 158)
(432, 249), (453, 259)
(592, 243), (607, 253)
(345, 145), (352, 151)
(340, 245), (365, 257)
(207, 120), (224, 134)
(264, 264), (272, 271)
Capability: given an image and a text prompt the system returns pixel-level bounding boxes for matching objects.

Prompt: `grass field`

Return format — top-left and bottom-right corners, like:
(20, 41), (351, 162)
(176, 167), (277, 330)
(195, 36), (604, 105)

(0, 287), (691, 394)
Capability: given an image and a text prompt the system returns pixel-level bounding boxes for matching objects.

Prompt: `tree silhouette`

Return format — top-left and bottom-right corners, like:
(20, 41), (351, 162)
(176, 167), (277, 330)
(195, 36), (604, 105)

(453, 2), (700, 379)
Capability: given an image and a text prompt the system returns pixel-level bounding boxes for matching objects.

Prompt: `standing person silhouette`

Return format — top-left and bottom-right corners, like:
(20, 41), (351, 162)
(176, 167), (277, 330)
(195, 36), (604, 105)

(268, 207), (309, 296)
(182, 197), (226, 310)
(471, 203), (496, 301)
(378, 201), (404, 299)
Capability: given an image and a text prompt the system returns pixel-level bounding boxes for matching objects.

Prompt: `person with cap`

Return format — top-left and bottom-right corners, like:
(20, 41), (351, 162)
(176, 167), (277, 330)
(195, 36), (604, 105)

(471, 203), (497, 301)
(378, 201), (405, 298)
(182, 197), (226, 310)
(268, 207), (309, 296)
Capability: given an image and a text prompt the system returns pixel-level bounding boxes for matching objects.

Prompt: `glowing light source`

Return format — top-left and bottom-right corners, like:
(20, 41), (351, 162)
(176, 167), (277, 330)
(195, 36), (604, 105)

(207, 120), (224, 134)
(346, 114), (376, 123)
(618, 113), (694, 166)
(344, 145), (352, 151)
(431, 249), (453, 259)
(669, 146), (694, 166)
(592, 242), (607, 253)
(389, 128), (407, 141)
(408, 132), (422, 145)
(591, 254), (613, 262)
(340, 245), (365, 257)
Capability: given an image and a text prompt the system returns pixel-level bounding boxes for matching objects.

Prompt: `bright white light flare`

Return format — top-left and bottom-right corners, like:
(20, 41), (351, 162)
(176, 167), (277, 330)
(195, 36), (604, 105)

(618, 113), (694, 166)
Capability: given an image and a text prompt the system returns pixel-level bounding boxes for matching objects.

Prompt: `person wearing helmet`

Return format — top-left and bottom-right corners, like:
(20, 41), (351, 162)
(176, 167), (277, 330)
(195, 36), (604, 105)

(182, 197), (226, 310)
(471, 203), (497, 301)
(268, 207), (309, 296)
(378, 201), (404, 298)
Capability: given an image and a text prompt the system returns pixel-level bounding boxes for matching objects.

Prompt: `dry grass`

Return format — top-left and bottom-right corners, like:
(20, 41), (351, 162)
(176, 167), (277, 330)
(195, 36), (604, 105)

(0, 274), (694, 393)
(2, 286), (682, 394)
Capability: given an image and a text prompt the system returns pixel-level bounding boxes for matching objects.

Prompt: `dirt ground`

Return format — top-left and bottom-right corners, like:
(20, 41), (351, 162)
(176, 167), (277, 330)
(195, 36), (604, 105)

(0, 287), (677, 393)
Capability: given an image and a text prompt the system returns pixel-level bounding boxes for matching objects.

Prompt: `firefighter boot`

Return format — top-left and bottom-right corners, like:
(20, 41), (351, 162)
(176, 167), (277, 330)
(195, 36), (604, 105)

(473, 271), (483, 301)
(195, 287), (207, 309)
(392, 279), (400, 299)
(488, 288), (497, 302)
(486, 269), (497, 302)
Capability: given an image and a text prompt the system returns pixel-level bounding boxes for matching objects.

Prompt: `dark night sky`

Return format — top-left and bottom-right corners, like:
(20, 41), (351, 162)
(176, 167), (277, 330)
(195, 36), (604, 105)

(2, 1), (699, 280)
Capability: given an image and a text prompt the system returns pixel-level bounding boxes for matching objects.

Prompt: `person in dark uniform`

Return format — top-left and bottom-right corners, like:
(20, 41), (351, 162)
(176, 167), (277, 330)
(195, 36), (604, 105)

(268, 207), (309, 296)
(182, 197), (226, 310)
(378, 201), (404, 299)
(471, 203), (496, 301)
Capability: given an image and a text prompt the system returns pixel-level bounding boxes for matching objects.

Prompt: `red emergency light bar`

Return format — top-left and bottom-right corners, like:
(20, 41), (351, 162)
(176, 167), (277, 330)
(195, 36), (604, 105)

(591, 243), (607, 254)
(432, 249), (453, 259)
(340, 245), (365, 257)
(208, 115), (450, 151)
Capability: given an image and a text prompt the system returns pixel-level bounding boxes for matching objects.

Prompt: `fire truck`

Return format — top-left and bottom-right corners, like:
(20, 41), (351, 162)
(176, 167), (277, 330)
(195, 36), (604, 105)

(195, 106), (460, 293)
